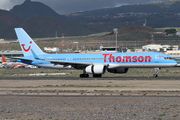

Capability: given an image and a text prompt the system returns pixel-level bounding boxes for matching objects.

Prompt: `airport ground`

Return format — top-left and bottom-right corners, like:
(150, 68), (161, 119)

(0, 68), (180, 119)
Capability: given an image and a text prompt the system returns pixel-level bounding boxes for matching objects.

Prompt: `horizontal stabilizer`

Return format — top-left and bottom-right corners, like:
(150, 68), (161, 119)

(11, 57), (33, 62)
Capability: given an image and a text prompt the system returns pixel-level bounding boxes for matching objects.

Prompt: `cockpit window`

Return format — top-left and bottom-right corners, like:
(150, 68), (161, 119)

(164, 57), (173, 60)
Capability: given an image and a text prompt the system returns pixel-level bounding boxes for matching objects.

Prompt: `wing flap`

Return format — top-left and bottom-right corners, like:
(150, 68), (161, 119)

(46, 59), (92, 66)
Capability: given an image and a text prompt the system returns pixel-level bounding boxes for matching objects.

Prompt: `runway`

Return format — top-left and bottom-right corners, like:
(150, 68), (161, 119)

(0, 77), (180, 96)
(1, 76), (180, 80)
(0, 76), (180, 119)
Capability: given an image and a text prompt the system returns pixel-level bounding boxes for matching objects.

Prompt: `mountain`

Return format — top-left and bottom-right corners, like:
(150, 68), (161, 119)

(0, 0), (94, 39)
(0, 10), (21, 39)
(67, 0), (180, 31)
(10, 0), (65, 18)
(67, 0), (180, 17)
(1, 0), (180, 39)
(102, 24), (159, 42)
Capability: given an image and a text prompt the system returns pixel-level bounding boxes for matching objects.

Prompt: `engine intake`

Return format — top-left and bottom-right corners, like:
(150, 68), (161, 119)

(85, 64), (106, 74)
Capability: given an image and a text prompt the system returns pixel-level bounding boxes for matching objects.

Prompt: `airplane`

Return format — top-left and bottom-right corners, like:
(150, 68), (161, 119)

(14, 28), (178, 78)
(1, 54), (30, 68)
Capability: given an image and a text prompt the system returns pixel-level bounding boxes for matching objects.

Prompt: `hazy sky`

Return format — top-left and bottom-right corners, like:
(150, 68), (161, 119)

(0, 0), (169, 14)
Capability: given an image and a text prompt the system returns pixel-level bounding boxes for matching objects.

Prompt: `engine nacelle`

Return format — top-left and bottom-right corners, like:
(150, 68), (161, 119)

(107, 68), (129, 74)
(85, 64), (106, 74)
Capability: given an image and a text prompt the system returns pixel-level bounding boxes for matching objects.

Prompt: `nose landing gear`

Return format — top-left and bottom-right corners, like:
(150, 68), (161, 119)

(153, 68), (160, 77)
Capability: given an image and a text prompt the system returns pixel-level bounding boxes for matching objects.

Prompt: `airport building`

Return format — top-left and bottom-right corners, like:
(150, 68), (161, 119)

(44, 47), (60, 52)
(142, 44), (180, 60)
(165, 50), (180, 58)
(0, 51), (23, 62)
(176, 30), (180, 36)
(142, 44), (179, 52)
(100, 46), (127, 52)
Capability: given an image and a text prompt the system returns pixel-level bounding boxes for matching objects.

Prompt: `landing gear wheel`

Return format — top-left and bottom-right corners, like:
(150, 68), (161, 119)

(80, 74), (89, 78)
(93, 74), (102, 77)
(153, 68), (160, 78)
(153, 74), (158, 77)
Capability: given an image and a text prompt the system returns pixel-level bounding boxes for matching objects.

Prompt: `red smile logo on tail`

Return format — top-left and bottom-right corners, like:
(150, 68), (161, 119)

(21, 41), (32, 52)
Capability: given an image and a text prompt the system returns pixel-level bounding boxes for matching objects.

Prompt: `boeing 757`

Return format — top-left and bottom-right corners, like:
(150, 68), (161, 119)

(14, 28), (178, 77)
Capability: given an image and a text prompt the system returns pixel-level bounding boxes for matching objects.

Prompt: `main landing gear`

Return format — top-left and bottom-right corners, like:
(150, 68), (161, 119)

(153, 68), (160, 77)
(80, 69), (89, 78)
(93, 74), (102, 77)
(80, 74), (89, 78)
(79, 69), (102, 78)
(79, 74), (102, 78)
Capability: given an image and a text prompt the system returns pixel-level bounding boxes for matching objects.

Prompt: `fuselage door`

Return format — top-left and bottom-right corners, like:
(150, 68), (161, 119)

(66, 57), (70, 61)
(155, 55), (159, 63)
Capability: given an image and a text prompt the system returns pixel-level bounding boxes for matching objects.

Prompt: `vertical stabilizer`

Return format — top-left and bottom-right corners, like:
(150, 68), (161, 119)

(1, 55), (7, 63)
(14, 28), (45, 57)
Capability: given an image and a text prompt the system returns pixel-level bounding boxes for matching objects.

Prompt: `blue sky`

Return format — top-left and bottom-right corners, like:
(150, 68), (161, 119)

(0, 0), (169, 14)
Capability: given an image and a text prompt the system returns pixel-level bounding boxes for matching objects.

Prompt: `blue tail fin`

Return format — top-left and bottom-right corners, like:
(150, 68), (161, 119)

(14, 28), (45, 57)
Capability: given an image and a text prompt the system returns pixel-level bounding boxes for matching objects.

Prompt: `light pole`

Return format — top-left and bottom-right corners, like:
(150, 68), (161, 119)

(113, 28), (118, 52)
(55, 31), (58, 38)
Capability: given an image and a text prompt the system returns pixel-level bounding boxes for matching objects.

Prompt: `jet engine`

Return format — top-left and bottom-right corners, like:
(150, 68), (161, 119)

(85, 64), (106, 74)
(107, 68), (129, 74)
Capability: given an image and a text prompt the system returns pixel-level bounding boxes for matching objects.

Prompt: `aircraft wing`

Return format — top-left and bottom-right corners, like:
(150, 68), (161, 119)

(46, 59), (109, 70)
(46, 59), (93, 66)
